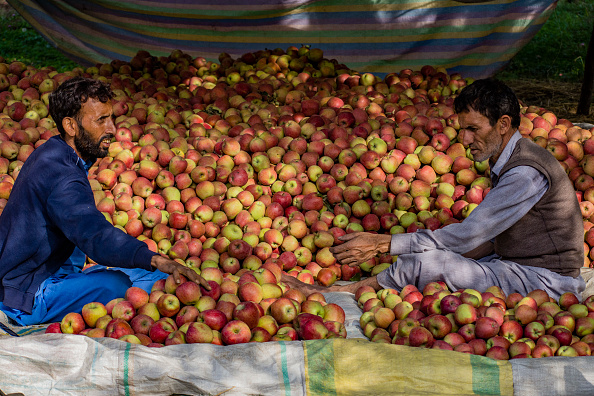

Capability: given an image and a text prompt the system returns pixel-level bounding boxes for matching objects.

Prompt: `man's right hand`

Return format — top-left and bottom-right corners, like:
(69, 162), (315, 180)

(281, 273), (382, 295)
(329, 232), (391, 266)
(281, 273), (328, 295)
(151, 255), (211, 290)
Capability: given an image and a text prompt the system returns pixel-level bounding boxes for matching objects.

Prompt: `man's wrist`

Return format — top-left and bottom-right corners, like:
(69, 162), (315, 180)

(150, 255), (165, 269)
(377, 234), (392, 254)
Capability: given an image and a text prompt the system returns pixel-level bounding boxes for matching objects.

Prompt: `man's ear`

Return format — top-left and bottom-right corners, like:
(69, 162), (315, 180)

(62, 117), (78, 138)
(498, 115), (512, 135)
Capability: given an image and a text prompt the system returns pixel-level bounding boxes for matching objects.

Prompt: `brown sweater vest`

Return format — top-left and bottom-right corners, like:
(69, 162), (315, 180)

(494, 138), (583, 277)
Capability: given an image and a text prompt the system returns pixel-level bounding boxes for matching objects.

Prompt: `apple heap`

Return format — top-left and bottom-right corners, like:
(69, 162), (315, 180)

(45, 270), (347, 346)
(1, 46), (594, 289)
(357, 282), (594, 359)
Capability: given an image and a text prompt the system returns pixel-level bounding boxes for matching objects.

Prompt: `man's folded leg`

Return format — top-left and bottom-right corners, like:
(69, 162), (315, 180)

(377, 249), (585, 301)
(109, 266), (169, 293)
(1, 267), (133, 326)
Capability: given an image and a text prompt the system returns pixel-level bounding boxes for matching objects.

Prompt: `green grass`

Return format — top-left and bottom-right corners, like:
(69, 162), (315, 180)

(0, 1), (592, 81)
(495, 0), (594, 83)
(0, 5), (78, 71)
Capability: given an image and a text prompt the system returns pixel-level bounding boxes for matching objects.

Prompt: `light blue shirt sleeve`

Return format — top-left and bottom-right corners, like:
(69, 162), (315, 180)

(389, 166), (549, 256)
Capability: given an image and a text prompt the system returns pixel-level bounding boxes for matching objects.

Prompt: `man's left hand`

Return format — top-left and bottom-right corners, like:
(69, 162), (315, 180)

(151, 255), (211, 290)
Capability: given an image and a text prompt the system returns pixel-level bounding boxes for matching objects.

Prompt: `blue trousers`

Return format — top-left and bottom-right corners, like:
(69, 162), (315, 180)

(0, 252), (168, 326)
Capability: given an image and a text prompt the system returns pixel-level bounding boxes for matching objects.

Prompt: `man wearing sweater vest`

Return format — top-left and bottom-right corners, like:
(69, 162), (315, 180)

(284, 78), (585, 300)
(0, 77), (208, 326)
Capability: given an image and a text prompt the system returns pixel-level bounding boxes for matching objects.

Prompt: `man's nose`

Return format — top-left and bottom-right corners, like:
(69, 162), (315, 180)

(107, 118), (116, 134)
(461, 130), (473, 147)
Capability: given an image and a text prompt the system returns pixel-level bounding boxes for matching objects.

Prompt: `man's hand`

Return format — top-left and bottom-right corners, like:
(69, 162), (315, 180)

(281, 273), (359, 294)
(281, 273), (383, 295)
(151, 255), (210, 290)
(329, 232), (391, 266)
(281, 273), (327, 295)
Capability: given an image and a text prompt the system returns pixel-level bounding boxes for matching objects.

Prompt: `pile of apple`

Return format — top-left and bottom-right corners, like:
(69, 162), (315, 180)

(46, 270), (347, 346)
(357, 282), (594, 359)
(2, 45), (594, 347)
(2, 46), (594, 286)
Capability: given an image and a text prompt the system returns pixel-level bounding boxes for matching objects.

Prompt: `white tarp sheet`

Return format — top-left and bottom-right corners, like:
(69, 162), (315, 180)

(2, 278), (594, 395)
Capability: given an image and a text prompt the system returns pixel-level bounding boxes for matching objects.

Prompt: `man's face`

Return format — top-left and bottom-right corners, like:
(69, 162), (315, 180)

(458, 109), (503, 163)
(74, 98), (115, 161)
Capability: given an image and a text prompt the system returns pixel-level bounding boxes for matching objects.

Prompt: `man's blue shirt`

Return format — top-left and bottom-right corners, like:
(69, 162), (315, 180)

(0, 135), (156, 313)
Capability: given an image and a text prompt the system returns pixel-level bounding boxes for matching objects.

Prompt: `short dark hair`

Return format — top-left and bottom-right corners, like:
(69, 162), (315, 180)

(454, 78), (521, 130)
(49, 77), (114, 138)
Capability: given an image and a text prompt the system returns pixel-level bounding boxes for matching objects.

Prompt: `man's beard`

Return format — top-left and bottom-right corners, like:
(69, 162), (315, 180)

(74, 123), (113, 160)
(474, 143), (500, 163)
(473, 133), (502, 163)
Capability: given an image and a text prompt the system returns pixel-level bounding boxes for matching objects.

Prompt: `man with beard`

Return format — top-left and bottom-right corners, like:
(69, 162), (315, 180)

(0, 77), (208, 326)
(283, 78), (585, 301)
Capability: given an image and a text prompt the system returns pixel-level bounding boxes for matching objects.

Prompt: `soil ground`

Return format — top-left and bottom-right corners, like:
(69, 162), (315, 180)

(504, 79), (593, 125)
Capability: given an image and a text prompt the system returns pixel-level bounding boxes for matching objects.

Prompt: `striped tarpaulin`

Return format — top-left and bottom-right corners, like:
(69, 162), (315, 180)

(6, 0), (556, 78)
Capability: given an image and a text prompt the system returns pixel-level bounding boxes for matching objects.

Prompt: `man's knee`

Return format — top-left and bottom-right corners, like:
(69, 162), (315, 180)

(113, 268), (167, 293)
(378, 250), (449, 290)
(394, 249), (476, 291)
(83, 269), (132, 299)
(399, 249), (460, 272)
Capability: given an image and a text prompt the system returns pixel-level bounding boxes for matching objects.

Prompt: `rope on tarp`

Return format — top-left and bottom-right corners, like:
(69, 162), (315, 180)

(0, 322), (18, 337)
(0, 388), (25, 396)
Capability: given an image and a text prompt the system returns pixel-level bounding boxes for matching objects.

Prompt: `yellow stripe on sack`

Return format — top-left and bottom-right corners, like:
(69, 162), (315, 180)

(470, 353), (514, 395)
(304, 339), (337, 396)
(321, 338), (513, 395)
